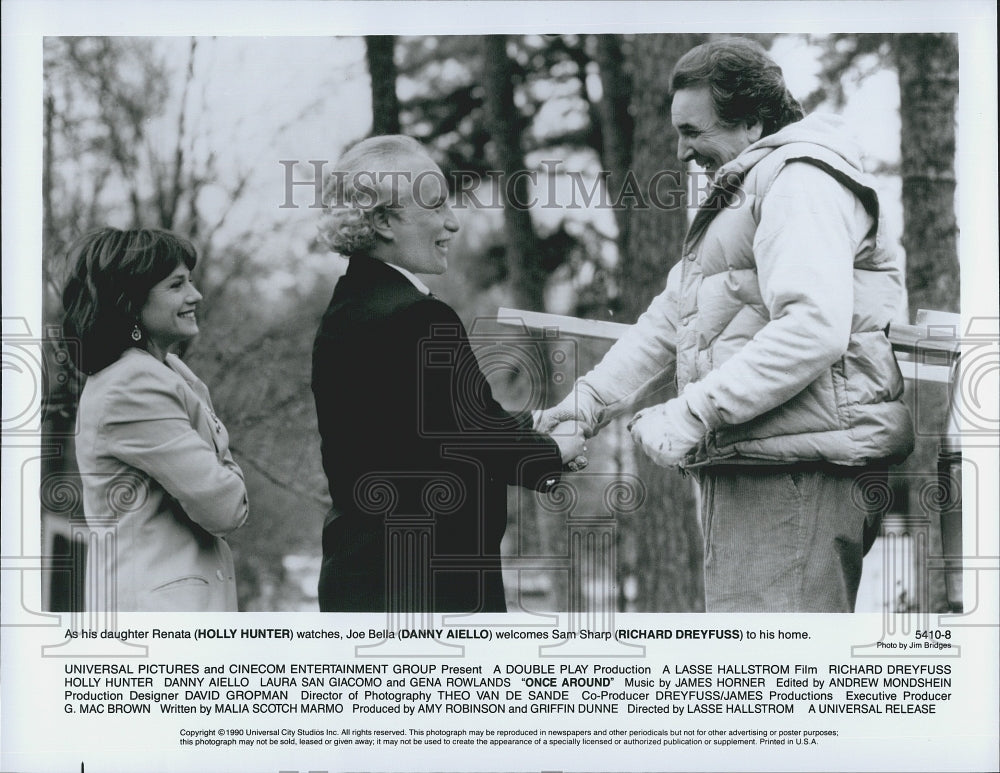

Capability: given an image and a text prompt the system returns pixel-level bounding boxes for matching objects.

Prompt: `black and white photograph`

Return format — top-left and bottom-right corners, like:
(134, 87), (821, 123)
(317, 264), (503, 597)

(2, 2), (997, 772)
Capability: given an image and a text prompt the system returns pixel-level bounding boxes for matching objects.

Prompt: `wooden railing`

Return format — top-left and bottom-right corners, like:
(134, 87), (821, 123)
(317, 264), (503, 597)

(496, 306), (965, 618)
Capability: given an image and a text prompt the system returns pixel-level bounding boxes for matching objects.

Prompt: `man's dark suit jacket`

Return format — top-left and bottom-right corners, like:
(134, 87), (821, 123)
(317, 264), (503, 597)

(312, 255), (562, 613)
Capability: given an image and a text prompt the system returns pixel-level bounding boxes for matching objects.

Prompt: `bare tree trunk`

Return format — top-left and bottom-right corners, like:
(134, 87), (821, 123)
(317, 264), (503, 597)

(481, 35), (546, 313)
(894, 33), (960, 614)
(619, 33), (706, 612)
(895, 33), (959, 316)
(366, 36), (401, 136)
(43, 92), (58, 305)
(594, 34), (633, 249)
(480, 35), (552, 575)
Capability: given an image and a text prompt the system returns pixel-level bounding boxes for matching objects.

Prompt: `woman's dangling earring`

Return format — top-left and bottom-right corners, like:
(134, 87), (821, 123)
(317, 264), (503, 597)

(131, 324), (143, 342)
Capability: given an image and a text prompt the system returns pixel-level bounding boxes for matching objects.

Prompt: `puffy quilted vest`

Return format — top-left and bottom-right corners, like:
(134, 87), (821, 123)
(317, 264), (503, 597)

(676, 130), (915, 467)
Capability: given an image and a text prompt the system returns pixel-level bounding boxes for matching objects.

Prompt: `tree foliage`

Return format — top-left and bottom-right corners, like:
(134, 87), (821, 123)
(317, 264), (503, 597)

(396, 34), (616, 304)
(42, 37), (260, 327)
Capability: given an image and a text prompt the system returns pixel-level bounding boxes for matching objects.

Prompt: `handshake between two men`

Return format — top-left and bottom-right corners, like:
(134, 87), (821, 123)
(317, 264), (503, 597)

(532, 390), (708, 473)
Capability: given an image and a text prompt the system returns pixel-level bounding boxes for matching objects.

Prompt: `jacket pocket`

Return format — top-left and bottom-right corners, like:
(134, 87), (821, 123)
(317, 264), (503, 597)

(147, 575), (212, 611)
(151, 575), (210, 592)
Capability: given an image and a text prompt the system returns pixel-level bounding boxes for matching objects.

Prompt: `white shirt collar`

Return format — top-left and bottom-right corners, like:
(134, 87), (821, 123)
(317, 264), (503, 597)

(383, 261), (431, 295)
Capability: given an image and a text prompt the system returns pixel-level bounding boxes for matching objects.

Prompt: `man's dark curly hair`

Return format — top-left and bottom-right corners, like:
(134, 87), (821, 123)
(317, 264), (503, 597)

(671, 38), (805, 137)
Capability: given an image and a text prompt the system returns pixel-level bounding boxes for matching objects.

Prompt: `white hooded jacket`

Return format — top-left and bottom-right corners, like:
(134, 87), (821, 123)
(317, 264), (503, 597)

(572, 113), (915, 468)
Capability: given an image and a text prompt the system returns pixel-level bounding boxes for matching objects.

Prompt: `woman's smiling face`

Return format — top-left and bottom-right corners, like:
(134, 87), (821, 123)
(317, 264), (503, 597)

(140, 263), (203, 357)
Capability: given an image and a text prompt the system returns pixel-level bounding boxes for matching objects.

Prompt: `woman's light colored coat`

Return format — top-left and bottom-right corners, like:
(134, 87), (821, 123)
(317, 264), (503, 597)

(76, 348), (248, 611)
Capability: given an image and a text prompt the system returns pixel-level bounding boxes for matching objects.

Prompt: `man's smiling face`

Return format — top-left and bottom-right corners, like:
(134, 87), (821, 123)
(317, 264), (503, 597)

(671, 86), (761, 174)
(375, 152), (459, 275)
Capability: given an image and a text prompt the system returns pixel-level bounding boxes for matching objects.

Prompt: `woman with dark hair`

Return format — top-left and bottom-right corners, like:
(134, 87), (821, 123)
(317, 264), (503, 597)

(63, 228), (248, 612)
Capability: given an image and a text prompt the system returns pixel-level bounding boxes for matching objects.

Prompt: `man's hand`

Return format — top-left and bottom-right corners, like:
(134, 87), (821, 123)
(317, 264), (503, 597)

(627, 397), (705, 468)
(550, 420), (589, 472)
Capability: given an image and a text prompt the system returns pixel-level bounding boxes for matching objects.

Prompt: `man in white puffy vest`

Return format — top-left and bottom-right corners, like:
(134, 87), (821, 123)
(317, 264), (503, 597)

(536, 37), (914, 612)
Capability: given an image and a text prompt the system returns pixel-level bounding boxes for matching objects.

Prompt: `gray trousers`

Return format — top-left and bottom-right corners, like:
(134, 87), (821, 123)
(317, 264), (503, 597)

(698, 464), (886, 612)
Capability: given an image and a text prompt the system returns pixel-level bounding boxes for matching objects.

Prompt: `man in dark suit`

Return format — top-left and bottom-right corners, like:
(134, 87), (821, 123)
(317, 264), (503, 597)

(312, 135), (586, 614)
